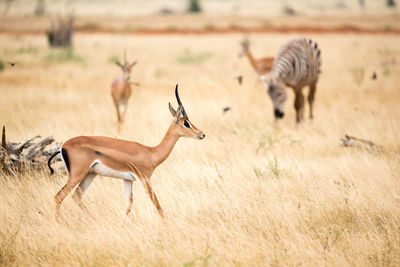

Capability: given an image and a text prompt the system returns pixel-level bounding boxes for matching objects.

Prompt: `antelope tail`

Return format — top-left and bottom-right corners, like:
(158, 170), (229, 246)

(48, 150), (60, 175)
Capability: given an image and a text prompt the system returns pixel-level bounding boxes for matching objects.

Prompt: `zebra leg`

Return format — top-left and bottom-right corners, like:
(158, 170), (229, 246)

(308, 83), (317, 119)
(294, 90), (305, 123)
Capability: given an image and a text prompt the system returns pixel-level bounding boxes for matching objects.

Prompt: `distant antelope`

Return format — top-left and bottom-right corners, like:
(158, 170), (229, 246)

(239, 38), (274, 82)
(48, 85), (205, 218)
(111, 52), (137, 124)
(268, 38), (321, 123)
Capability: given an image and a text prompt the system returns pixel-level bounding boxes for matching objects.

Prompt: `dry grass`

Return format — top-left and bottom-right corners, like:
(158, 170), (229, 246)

(1, 31), (400, 266)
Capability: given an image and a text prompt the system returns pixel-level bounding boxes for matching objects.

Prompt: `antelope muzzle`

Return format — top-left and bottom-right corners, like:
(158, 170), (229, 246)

(274, 109), (284, 119)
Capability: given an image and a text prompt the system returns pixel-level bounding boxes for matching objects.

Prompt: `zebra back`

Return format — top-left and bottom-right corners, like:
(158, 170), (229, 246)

(270, 38), (321, 88)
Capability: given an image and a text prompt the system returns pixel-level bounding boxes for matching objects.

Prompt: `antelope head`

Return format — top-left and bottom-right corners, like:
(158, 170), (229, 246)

(116, 51), (137, 81)
(169, 85), (205, 140)
(238, 37), (250, 57)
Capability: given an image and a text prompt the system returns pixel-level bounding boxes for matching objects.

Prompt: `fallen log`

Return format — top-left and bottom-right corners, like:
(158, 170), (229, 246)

(340, 134), (383, 152)
(0, 126), (61, 176)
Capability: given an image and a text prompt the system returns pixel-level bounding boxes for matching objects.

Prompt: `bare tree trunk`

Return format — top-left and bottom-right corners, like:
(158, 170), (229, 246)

(46, 15), (74, 48)
(34, 0), (45, 16)
(3, 0), (13, 15)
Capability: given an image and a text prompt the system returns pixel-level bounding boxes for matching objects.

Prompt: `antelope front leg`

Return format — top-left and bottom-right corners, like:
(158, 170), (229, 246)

(120, 102), (128, 123)
(294, 90), (305, 123)
(114, 100), (122, 124)
(124, 180), (133, 216)
(143, 178), (164, 218)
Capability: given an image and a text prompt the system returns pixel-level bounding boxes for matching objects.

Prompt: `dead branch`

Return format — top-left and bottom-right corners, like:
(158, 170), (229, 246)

(2, 125), (6, 150)
(22, 136), (55, 157)
(0, 126), (61, 176)
(9, 135), (40, 153)
(340, 134), (383, 152)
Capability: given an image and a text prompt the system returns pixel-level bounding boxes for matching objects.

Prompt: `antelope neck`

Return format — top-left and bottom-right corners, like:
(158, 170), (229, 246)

(246, 51), (258, 71)
(151, 122), (180, 167)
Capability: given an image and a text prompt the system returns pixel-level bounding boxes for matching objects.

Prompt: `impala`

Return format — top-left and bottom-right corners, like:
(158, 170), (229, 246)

(239, 38), (274, 82)
(48, 85), (205, 218)
(111, 51), (137, 125)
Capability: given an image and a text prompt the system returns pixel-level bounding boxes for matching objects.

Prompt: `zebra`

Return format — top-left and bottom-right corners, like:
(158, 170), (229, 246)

(267, 38), (321, 123)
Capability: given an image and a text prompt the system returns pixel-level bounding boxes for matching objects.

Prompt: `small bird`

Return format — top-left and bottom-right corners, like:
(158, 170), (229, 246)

(235, 75), (243, 85)
(371, 72), (377, 80)
(7, 61), (18, 67)
(223, 107), (231, 113)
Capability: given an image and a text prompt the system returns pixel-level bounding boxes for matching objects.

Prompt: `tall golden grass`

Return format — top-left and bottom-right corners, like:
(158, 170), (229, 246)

(1, 33), (400, 266)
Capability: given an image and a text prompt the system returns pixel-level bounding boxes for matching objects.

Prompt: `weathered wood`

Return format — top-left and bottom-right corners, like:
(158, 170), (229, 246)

(0, 127), (61, 175)
(22, 136), (54, 157)
(341, 134), (383, 152)
(13, 135), (40, 153)
(2, 125), (6, 150)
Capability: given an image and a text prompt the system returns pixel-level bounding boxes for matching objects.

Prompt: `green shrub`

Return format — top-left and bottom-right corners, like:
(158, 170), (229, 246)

(81, 22), (99, 31)
(188, 0), (202, 13)
(176, 48), (211, 64)
(387, 0), (396, 8)
(108, 54), (119, 64)
(17, 44), (39, 54)
(45, 48), (83, 63)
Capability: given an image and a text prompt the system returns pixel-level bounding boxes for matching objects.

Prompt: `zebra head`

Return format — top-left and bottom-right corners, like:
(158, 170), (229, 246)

(267, 80), (287, 120)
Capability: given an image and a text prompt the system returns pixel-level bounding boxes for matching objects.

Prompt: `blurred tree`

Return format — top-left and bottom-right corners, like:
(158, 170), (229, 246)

(187, 0), (202, 13)
(387, 0), (396, 7)
(34, 0), (45, 16)
(47, 15), (74, 48)
(2, 0), (13, 14)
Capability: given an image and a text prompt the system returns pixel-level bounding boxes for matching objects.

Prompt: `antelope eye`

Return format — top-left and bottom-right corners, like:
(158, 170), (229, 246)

(183, 120), (190, 128)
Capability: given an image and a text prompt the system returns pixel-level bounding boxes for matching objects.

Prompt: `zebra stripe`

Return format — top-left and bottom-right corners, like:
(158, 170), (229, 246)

(268, 37), (321, 121)
(271, 38), (320, 88)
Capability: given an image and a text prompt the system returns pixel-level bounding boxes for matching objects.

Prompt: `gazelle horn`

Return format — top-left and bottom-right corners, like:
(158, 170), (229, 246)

(175, 84), (188, 118)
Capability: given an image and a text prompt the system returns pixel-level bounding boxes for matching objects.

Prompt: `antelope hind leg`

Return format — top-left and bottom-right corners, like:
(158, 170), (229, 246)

(72, 172), (96, 213)
(54, 171), (87, 220)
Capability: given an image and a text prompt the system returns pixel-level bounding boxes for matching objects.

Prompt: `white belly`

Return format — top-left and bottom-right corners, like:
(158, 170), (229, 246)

(90, 160), (137, 181)
(258, 74), (267, 82)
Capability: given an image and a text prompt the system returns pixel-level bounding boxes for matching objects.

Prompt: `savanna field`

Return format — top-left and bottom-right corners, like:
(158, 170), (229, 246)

(1, 2), (400, 265)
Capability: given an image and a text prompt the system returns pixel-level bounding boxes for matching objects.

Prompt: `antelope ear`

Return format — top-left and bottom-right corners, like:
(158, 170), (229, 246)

(169, 103), (181, 123)
(129, 60), (137, 68)
(116, 61), (123, 68)
(169, 102), (176, 117)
